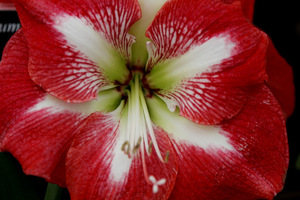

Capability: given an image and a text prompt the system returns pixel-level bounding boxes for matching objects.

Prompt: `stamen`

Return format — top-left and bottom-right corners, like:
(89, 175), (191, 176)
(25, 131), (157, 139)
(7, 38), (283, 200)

(148, 141), (153, 154)
(121, 141), (131, 157)
(139, 87), (165, 163)
(141, 110), (150, 155)
(124, 89), (133, 158)
(141, 140), (151, 184)
(164, 151), (170, 163)
(132, 137), (142, 154)
(121, 73), (169, 193)
(121, 141), (129, 151)
(133, 74), (140, 152)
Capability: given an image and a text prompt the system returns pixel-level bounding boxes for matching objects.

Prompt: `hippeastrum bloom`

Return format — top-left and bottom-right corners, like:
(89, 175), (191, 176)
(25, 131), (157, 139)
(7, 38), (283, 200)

(0, 0), (293, 199)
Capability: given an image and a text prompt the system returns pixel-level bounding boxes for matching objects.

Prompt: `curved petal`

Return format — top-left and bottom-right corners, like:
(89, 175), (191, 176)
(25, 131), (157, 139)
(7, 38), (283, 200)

(222, 0), (255, 21)
(1, 103), (88, 187)
(66, 108), (178, 200)
(147, 85), (288, 200)
(0, 30), (42, 143)
(266, 38), (295, 118)
(129, 0), (167, 66)
(145, 0), (268, 125)
(0, 30), (101, 186)
(13, 0), (141, 102)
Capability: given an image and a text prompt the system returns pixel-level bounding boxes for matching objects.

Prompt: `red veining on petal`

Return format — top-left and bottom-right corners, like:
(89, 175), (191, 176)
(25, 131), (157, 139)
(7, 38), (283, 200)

(168, 84), (288, 200)
(2, 110), (87, 187)
(66, 112), (177, 200)
(0, 30), (44, 143)
(145, 0), (268, 125)
(13, 0), (141, 103)
(156, 76), (248, 124)
(0, 30), (89, 186)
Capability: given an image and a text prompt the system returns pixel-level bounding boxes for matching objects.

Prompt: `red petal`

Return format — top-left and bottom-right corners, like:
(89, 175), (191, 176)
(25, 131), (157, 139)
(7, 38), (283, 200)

(66, 112), (178, 200)
(13, 0), (141, 102)
(222, 0), (255, 21)
(0, 30), (43, 143)
(2, 109), (88, 187)
(0, 30), (88, 187)
(145, 0), (268, 125)
(0, 0), (15, 10)
(266, 38), (295, 118)
(167, 85), (288, 199)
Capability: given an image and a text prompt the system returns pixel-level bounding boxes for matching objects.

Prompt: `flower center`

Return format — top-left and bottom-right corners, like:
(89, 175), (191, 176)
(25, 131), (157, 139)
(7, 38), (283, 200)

(119, 73), (168, 193)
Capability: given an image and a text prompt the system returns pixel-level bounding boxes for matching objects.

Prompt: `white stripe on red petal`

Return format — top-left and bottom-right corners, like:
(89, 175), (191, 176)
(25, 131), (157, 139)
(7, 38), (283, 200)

(0, 30), (89, 186)
(164, 85), (288, 200)
(147, 95), (234, 151)
(66, 104), (177, 200)
(29, 88), (122, 115)
(15, 0), (141, 103)
(108, 144), (133, 183)
(146, 35), (235, 89)
(145, 0), (268, 125)
(2, 109), (87, 187)
(53, 14), (130, 85)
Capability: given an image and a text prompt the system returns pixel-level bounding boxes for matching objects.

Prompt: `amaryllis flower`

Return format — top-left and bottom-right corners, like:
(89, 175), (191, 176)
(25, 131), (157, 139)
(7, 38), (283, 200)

(0, 0), (293, 199)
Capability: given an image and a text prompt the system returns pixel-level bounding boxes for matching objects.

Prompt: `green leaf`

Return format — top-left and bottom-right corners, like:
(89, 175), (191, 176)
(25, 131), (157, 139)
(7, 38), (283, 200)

(44, 183), (63, 200)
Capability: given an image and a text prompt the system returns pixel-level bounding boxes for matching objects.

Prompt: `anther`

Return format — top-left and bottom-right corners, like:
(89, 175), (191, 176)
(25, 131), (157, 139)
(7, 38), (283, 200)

(132, 137), (142, 154)
(164, 151), (170, 163)
(148, 141), (153, 154)
(121, 141), (131, 156)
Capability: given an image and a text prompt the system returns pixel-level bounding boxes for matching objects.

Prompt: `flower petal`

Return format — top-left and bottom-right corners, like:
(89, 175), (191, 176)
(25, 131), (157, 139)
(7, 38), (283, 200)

(0, 29), (42, 144)
(266, 38), (295, 118)
(0, 30), (96, 186)
(145, 0), (268, 125)
(13, 0), (141, 102)
(66, 109), (178, 200)
(1, 105), (88, 187)
(148, 85), (288, 200)
(3, 87), (122, 186)
(222, 0), (255, 21)
(129, 0), (167, 66)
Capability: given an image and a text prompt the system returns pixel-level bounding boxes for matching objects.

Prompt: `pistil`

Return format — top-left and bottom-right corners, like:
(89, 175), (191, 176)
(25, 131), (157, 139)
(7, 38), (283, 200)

(120, 73), (168, 193)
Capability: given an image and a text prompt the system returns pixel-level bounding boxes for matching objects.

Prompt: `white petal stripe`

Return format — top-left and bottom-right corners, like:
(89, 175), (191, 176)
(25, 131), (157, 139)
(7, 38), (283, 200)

(53, 14), (129, 83)
(147, 35), (236, 89)
(147, 95), (234, 151)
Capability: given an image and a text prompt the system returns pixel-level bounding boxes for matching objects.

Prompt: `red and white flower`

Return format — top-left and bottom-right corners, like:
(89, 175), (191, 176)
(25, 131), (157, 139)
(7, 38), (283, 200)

(0, 0), (293, 199)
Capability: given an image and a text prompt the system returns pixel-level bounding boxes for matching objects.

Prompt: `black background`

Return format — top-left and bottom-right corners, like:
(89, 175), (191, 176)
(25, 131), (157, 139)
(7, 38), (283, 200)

(0, 11), (20, 56)
(253, 1), (300, 199)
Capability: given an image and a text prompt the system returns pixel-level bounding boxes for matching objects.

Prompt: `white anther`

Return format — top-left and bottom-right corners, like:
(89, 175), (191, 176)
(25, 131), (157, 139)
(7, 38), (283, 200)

(149, 175), (166, 193)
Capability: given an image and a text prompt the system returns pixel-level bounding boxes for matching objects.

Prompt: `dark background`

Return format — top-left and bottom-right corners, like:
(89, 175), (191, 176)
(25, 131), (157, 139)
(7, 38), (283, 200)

(0, 11), (20, 56)
(0, 1), (299, 199)
(254, 1), (300, 199)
